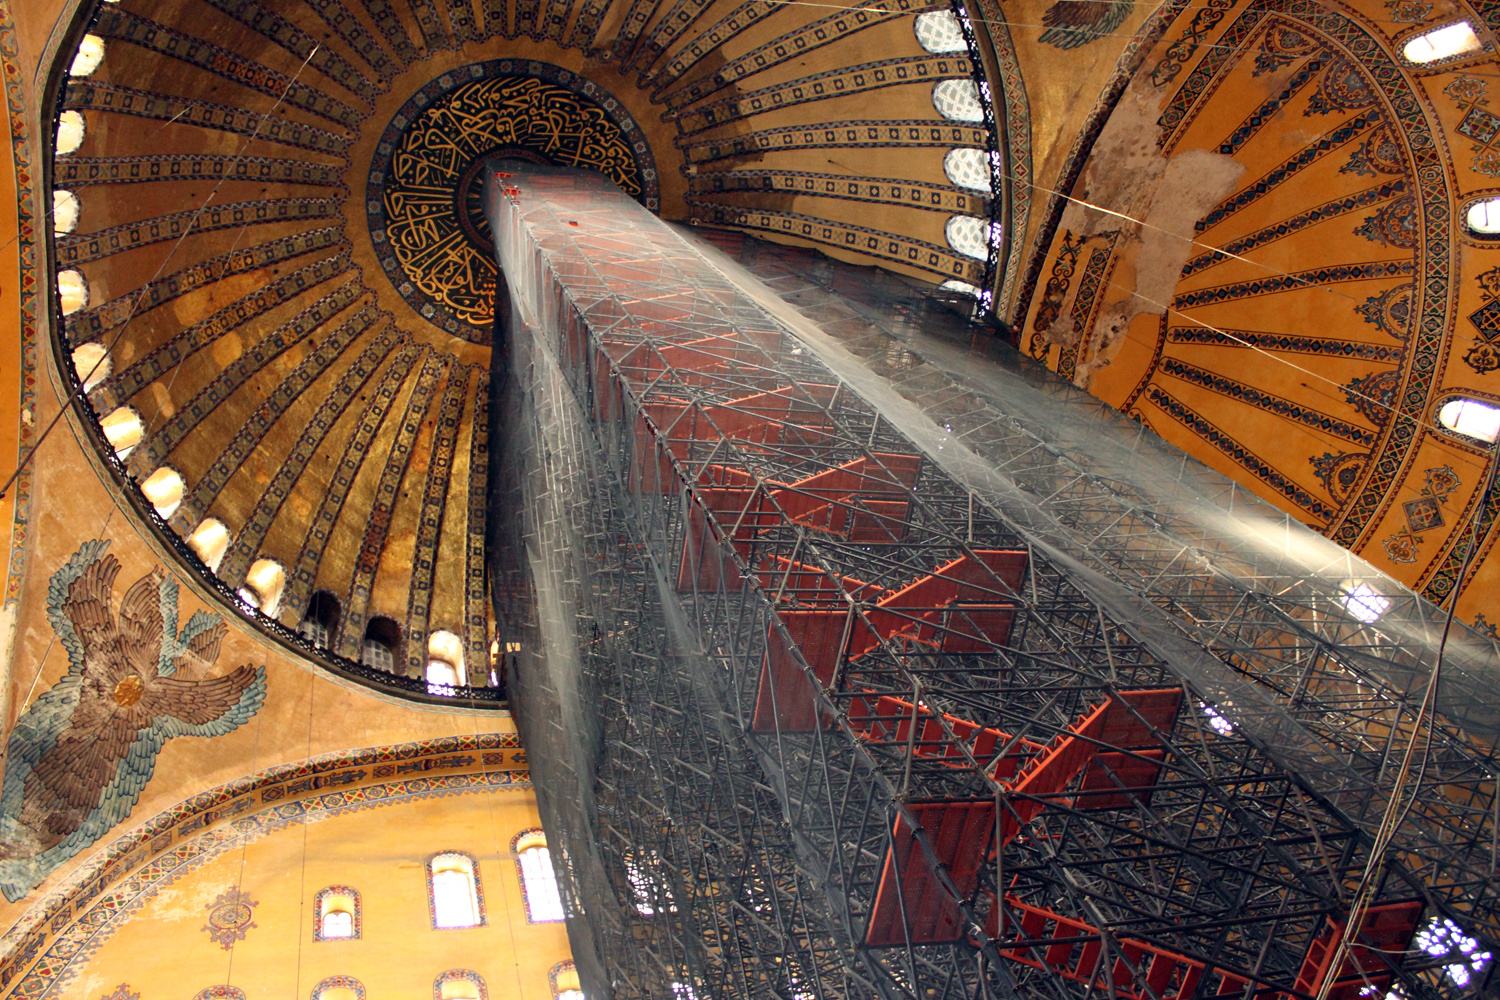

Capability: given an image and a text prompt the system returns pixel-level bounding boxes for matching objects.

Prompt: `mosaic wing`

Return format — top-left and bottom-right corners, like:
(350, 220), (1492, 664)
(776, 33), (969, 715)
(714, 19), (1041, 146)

(145, 664), (268, 738)
(1038, 0), (1131, 49)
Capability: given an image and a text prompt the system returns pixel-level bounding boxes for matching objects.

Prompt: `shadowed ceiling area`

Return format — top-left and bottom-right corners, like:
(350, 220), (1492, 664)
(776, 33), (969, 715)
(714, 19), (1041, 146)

(46, 0), (1000, 692)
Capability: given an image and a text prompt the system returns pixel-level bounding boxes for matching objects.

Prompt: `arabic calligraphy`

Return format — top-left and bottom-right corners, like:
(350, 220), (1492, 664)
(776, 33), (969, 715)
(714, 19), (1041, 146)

(371, 69), (651, 341)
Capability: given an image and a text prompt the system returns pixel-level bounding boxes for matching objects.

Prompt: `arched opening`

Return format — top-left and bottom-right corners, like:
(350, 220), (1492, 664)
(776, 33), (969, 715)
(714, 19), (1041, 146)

(68, 35), (105, 77)
(310, 978), (364, 1000)
(314, 886), (361, 941)
(1438, 397), (1500, 443)
(426, 629), (466, 691)
(1466, 197), (1500, 235)
(140, 467), (185, 518)
(943, 148), (993, 194)
(240, 558), (286, 616)
(299, 591), (341, 648)
(99, 406), (143, 459)
(187, 518), (230, 571)
(428, 852), (484, 929)
(1402, 20), (1482, 63)
(514, 829), (565, 922)
(914, 10), (966, 53)
(71, 342), (110, 392)
(551, 963), (583, 1000)
(57, 269), (89, 315)
(362, 616), (401, 672)
(945, 215), (994, 260)
(53, 190), (79, 236)
(55, 109), (85, 155)
(931, 79), (983, 122)
(434, 971), (487, 1000)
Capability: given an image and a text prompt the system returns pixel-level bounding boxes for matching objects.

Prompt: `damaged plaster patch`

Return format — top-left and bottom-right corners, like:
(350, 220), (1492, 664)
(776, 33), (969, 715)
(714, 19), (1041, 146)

(1037, 76), (1244, 384)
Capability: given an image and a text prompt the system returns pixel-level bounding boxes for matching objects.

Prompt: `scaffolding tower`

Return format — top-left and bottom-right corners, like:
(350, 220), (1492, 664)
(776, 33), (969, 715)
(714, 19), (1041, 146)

(485, 164), (1500, 1000)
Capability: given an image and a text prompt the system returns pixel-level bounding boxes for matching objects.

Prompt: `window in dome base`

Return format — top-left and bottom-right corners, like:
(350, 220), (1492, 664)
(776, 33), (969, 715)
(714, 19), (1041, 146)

(1402, 21), (1482, 63)
(1438, 397), (1500, 443)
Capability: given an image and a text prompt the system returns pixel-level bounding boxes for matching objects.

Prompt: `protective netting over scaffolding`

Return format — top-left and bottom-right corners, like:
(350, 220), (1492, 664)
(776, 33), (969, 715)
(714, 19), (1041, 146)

(484, 163), (1500, 1000)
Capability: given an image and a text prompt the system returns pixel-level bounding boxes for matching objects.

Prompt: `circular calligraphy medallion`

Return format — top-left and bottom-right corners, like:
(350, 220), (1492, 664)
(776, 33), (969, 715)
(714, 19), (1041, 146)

(367, 61), (659, 344)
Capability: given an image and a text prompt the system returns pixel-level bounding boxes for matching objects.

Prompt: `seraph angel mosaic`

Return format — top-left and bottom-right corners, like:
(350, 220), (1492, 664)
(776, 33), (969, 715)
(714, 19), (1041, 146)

(0, 539), (266, 900)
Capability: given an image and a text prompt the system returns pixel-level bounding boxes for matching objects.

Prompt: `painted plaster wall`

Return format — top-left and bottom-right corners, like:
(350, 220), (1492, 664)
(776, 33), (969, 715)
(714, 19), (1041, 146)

(49, 791), (572, 1000)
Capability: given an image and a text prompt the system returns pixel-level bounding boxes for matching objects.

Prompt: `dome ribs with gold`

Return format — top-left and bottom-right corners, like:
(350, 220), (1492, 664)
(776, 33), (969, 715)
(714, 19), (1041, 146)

(335, 351), (446, 659)
(212, 328), (411, 588)
(93, 7), (368, 128)
(399, 364), (475, 677)
(124, 280), (368, 475)
(56, 199), (340, 269)
(196, 0), (386, 103)
(91, 249), (356, 412)
(166, 307), (394, 535)
(655, 0), (935, 110)
(301, 0), (406, 82)
(54, 154), (346, 189)
(48, 0), (1001, 695)
(679, 120), (988, 164)
(280, 342), (424, 622)
(62, 80), (356, 157)
(66, 229), (346, 345)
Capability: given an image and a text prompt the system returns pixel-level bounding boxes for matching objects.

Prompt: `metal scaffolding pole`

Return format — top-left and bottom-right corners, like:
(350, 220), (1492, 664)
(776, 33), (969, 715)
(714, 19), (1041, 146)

(486, 164), (1500, 1000)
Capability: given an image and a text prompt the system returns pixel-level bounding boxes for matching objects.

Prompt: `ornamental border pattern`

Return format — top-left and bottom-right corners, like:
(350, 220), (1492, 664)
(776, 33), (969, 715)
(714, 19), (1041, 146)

(0, 0), (37, 609)
(964, 0), (1031, 320)
(1249, 0), (1452, 549)
(0, 734), (526, 1000)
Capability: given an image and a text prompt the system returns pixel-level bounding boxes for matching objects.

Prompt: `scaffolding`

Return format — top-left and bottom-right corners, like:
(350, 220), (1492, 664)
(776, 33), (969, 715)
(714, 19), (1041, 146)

(486, 164), (1500, 1000)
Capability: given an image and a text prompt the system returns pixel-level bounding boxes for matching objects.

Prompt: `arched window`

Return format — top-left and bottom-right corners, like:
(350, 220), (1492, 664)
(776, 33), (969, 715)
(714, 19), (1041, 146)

(514, 829), (565, 923)
(240, 558), (285, 616)
(1438, 397), (1500, 443)
(53, 190), (79, 236)
(433, 971), (488, 1000)
(939, 279), (982, 298)
(427, 629), (466, 691)
(140, 467), (185, 518)
(362, 616), (401, 672)
(932, 79), (984, 122)
(944, 148), (994, 194)
(300, 591), (341, 647)
(188, 518), (230, 571)
(99, 406), (143, 459)
(1339, 579), (1390, 624)
(69, 35), (105, 77)
(57, 269), (89, 315)
(946, 215), (995, 260)
(192, 989), (246, 1000)
(1466, 197), (1500, 235)
(428, 851), (485, 929)
(550, 962), (584, 1000)
(56, 110), (86, 156)
(313, 886), (361, 941)
(624, 849), (677, 916)
(310, 977), (364, 1000)
(1402, 20), (1482, 63)
(914, 10), (967, 53)
(72, 342), (110, 392)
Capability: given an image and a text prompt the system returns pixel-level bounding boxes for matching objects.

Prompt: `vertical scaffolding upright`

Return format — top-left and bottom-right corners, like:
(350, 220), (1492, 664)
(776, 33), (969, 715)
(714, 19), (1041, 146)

(487, 164), (1500, 1000)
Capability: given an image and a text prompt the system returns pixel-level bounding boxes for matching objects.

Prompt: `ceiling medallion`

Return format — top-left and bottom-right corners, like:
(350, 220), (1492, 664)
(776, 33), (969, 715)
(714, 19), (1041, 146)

(367, 61), (659, 344)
